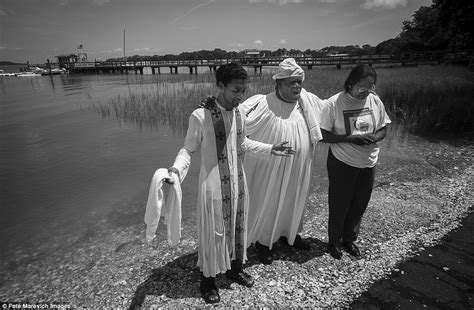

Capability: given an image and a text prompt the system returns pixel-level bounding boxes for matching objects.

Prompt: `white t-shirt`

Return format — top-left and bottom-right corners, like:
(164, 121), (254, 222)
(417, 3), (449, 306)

(320, 91), (391, 168)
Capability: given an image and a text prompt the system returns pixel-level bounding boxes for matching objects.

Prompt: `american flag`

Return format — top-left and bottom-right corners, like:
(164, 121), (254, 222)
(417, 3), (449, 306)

(77, 44), (83, 49)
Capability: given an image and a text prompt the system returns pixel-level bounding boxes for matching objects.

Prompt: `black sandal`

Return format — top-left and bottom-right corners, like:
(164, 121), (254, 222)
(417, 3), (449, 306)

(200, 274), (220, 304)
(202, 287), (220, 304)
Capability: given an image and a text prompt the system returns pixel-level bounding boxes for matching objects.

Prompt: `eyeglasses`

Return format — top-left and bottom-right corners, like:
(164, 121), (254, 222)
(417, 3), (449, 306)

(357, 85), (376, 93)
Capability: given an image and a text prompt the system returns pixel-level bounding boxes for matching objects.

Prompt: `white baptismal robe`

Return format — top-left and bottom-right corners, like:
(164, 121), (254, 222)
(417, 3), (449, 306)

(242, 92), (320, 249)
(172, 103), (272, 277)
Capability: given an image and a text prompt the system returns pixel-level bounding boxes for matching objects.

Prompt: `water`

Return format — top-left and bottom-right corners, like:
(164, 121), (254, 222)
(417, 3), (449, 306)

(0, 72), (463, 263)
(0, 74), (201, 260)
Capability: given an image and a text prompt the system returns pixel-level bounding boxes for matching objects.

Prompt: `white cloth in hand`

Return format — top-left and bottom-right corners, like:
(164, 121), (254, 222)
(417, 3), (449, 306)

(144, 168), (182, 245)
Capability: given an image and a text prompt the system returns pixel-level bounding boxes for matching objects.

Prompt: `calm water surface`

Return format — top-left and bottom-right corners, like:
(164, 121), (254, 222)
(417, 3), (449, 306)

(0, 73), (456, 261)
(0, 74), (201, 259)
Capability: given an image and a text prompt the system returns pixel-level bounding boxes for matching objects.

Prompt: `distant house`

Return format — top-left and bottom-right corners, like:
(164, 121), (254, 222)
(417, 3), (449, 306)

(326, 53), (350, 57)
(55, 54), (77, 69)
(245, 51), (261, 58)
(56, 54), (78, 64)
(56, 53), (89, 69)
(242, 49), (265, 58)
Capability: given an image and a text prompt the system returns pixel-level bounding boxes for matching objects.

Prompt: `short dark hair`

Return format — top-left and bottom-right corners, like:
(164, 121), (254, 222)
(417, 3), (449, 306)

(344, 64), (377, 92)
(216, 63), (248, 86)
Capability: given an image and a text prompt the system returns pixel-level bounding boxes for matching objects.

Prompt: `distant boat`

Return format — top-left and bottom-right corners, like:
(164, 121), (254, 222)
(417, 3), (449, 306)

(0, 70), (16, 77)
(16, 72), (42, 77)
(0, 67), (67, 77)
(15, 67), (44, 77)
(41, 68), (68, 75)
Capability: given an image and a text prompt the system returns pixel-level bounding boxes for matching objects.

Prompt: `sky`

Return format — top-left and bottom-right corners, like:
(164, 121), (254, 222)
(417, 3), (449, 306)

(0, 0), (433, 63)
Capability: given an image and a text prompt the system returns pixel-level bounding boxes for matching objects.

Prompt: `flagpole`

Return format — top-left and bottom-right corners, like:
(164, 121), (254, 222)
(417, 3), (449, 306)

(123, 29), (126, 61)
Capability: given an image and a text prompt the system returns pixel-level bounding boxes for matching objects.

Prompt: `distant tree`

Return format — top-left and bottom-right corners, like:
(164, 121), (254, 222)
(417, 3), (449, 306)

(433, 0), (474, 50)
(273, 48), (288, 56)
(0, 61), (26, 65)
(259, 49), (272, 57)
(288, 49), (302, 56)
(375, 38), (403, 54)
(227, 51), (239, 59)
(400, 5), (448, 51)
(376, 0), (473, 52)
(362, 44), (376, 54)
(160, 54), (177, 61)
(213, 48), (227, 59)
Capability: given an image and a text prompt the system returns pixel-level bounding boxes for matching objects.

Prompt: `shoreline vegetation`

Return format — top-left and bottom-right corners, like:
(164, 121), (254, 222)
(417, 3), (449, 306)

(1, 65), (473, 307)
(93, 65), (474, 139)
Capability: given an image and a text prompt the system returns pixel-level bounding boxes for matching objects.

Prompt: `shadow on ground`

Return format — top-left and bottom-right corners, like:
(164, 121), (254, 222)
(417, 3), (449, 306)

(129, 237), (327, 308)
(351, 209), (474, 310)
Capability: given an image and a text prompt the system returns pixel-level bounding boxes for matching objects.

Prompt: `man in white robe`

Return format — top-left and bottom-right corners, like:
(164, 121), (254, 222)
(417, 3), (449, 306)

(241, 58), (325, 264)
(166, 63), (294, 304)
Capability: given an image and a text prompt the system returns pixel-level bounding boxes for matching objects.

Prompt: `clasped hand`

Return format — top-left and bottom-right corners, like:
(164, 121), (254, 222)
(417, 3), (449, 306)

(271, 141), (296, 156)
(347, 134), (377, 146)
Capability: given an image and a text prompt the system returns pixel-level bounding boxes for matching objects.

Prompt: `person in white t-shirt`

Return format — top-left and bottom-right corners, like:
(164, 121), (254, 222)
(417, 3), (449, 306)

(319, 64), (391, 260)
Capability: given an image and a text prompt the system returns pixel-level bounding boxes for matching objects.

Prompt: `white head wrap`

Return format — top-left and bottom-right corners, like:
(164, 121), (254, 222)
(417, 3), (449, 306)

(272, 58), (305, 81)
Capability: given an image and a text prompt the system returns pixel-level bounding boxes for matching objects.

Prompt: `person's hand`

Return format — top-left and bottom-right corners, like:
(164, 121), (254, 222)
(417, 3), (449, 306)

(346, 134), (374, 145)
(271, 141), (296, 156)
(198, 95), (216, 109)
(364, 133), (377, 144)
(164, 167), (179, 184)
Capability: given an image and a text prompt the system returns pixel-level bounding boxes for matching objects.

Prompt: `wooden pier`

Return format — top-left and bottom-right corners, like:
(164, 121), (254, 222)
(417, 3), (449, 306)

(66, 50), (472, 74)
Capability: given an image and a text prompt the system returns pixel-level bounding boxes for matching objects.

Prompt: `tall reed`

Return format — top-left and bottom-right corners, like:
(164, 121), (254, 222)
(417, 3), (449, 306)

(305, 65), (474, 137)
(94, 65), (474, 137)
(375, 66), (474, 136)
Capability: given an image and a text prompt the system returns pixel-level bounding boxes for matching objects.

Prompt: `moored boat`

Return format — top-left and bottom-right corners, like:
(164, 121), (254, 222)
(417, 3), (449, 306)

(41, 68), (68, 75)
(16, 72), (43, 77)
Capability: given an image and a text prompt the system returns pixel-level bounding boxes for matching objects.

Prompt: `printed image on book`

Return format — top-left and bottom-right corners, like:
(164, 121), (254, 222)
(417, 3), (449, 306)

(343, 108), (376, 135)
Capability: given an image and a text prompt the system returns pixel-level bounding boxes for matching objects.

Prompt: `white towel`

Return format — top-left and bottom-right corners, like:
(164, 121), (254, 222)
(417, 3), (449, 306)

(298, 88), (324, 144)
(144, 168), (182, 245)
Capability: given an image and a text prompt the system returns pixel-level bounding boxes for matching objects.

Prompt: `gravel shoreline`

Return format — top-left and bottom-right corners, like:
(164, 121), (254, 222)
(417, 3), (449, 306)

(1, 144), (472, 308)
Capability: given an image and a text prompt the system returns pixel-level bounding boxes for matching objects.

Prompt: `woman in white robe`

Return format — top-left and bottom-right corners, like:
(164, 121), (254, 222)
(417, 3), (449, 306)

(241, 58), (324, 264)
(243, 93), (313, 247)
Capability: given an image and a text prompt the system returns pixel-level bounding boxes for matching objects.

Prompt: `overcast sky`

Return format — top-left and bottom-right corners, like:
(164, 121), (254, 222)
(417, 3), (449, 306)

(0, 0), (432, 63)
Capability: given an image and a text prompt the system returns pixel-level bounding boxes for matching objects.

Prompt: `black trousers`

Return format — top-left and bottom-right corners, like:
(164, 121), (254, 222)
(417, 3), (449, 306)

(327, 149), (375, 245)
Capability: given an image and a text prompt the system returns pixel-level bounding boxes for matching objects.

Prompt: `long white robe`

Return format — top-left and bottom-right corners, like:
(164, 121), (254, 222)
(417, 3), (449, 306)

(242, 91), (322, 249)
(172, 102), (272, 277)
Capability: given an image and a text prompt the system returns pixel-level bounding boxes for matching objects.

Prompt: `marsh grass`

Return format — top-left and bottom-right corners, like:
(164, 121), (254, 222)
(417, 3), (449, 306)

(93, 77), (215, 132)
(375, 66), (474, 136)
(94, 65), (474, 137)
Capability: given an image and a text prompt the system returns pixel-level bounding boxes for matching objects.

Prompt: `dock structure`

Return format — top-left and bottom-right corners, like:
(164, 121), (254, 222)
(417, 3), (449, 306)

(66, 50), (472, 75)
